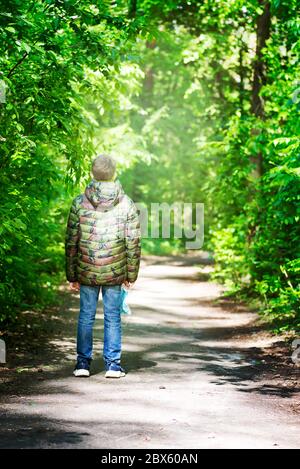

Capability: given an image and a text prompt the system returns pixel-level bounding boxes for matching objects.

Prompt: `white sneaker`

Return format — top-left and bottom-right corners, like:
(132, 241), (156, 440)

(73, 368), (90, 377)
(105, 369), (126, 378)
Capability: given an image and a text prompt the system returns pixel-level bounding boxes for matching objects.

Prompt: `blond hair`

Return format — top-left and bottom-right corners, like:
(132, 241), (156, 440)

(91, 154), (116, 181)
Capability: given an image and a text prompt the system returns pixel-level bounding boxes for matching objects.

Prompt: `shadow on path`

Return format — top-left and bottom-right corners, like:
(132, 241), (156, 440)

(0, 255), (299, 448)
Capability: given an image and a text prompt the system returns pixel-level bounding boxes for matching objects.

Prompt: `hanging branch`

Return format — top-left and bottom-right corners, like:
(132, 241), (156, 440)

(6, 3), (51, 79)
(7, 51), (30, 78)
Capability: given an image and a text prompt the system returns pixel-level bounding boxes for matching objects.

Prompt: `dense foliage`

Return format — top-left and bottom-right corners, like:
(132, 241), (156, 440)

(0, 0), (299, 331)
(0, 0), (144, 319)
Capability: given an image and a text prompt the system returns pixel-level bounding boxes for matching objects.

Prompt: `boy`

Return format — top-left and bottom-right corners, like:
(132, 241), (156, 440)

(65, 154), (141, 378)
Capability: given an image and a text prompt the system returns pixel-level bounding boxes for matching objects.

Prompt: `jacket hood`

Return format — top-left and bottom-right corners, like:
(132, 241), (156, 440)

(85, 179), (124, 210)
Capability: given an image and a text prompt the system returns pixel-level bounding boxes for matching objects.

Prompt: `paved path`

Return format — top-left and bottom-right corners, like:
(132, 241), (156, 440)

(0, 256), (299, 448)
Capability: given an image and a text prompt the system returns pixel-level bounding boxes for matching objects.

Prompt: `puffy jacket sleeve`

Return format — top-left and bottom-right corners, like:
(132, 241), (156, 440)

(125, 200), (141, 283)
(65, 197), (80, 282)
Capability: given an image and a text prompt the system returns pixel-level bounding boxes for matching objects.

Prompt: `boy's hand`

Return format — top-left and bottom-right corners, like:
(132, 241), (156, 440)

(69, 282), (80, 292)
(123, 280), (134, 289)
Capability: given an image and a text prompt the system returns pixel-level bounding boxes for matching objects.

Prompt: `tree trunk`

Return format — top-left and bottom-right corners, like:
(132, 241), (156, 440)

(143, 40), (156, 98)
(251, 0), (271, 176)
(238, 41), (245, 114)
(128, 0), (137, 18)
(251, 1), (271, 116)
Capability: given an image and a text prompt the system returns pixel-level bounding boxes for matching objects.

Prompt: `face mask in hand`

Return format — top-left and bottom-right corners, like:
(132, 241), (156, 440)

(120, 286), (132, 315)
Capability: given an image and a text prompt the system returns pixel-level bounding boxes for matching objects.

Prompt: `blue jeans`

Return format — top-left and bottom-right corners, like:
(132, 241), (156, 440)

(77, 285), (122, 370)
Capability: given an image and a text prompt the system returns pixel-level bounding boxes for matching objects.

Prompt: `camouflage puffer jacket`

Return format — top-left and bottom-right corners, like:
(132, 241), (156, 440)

(65, 179), (141, 286)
